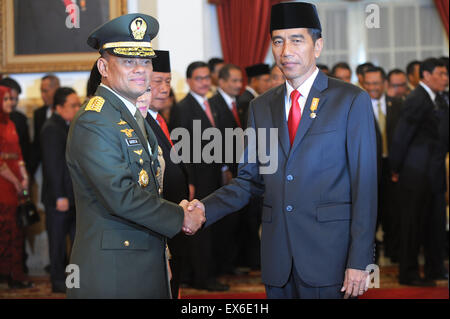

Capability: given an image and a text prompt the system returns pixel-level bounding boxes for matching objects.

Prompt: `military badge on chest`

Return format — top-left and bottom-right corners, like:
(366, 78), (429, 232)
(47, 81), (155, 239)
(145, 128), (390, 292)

(138, 169), (149, 187)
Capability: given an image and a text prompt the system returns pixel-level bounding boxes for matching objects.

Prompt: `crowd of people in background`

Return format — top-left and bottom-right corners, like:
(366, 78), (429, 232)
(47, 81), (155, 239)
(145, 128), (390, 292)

(0, 54), (448, 293)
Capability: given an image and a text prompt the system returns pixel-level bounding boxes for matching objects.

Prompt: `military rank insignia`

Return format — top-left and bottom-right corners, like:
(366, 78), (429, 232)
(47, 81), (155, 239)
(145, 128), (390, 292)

(138, 169), (149, 187)
(117, 120), (127, 125)
(85, 96), (105, 112)
(134, 149), (143, 156)
(120, 128), (134, 138)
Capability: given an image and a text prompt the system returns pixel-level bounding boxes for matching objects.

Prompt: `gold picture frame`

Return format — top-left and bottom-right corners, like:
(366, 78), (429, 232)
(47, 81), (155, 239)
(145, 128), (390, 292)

(0, 0), (127, 73)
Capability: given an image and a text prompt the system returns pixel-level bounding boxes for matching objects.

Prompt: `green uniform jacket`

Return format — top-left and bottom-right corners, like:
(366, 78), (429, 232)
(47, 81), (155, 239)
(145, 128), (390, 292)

(66, 86), (184, 298)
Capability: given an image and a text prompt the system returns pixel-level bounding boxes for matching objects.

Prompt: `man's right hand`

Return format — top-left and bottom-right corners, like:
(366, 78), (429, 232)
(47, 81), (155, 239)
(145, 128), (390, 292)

(56, 198), (69, 212)
(179, 199), (206, 235)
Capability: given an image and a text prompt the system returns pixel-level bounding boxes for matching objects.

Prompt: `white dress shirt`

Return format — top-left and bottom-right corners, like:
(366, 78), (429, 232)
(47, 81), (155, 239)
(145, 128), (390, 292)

(245, 86), (259, 98)
(419, 81), (436, 103)
(217, 87), (237, 111)
(284, 67), (319, 121)
(190, 91), (209, 111)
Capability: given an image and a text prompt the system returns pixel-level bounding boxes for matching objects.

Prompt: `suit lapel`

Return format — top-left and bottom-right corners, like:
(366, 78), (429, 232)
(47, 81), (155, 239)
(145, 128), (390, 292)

(270, 84), (290, 158)
(290, 72), (329, 152)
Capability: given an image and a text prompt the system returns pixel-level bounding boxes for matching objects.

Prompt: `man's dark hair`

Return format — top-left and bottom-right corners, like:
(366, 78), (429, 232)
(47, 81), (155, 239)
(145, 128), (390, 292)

(186, 61), (209, 79)
(331, 62), (351, 76)
(406, 60), (421, 76)
(387, 69), (406, 83)
(363, 66), (386, 80)
(218, 64), (241, 81)
(439, 56), (449, 73)
(42, 74), (60, 88)
(0, 77), (22, 94)
(208, 58), (224, 73)
(419, 58), (446, 79)
(356, 62), (375, 76)
(307, 28), (322, 43)
(54, 87), (76, 108)
(316, 64), (329, 72)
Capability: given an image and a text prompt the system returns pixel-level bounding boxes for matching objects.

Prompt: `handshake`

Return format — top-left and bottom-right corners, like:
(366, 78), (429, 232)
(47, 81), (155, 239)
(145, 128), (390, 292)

(179, 199), (205, 235)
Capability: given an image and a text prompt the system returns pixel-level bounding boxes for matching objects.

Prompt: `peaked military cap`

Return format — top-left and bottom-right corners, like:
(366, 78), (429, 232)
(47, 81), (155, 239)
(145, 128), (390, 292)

(152, 50), (171, 73)
(270, 2), (322, 33)
(87, 13), (159, 58)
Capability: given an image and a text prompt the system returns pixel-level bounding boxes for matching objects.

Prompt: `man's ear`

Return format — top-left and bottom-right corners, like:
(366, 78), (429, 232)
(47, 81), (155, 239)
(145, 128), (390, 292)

(314, 38), (323, 59)
(97, 57), (108, 78)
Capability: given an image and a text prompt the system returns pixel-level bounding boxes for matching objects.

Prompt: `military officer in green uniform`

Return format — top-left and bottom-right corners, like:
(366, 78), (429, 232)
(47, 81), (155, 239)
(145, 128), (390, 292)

(66, 13), (205, 299)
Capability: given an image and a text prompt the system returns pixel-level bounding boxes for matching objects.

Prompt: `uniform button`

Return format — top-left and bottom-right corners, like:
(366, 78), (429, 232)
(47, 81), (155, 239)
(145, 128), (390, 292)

(158, 188), (162, 195)
(124, 240), (130, 247)
(286, 205), (293, 212)
(139, 158), (144, 165)
(287, 175), (293, 181)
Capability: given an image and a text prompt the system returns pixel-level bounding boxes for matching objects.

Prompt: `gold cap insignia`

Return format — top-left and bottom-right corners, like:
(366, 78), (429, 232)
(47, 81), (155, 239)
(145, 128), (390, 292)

(120, 128), (134, 138)
(139, 169), (149, 187)
(85, 96), (105, 112)
(130, 17), (147, 40)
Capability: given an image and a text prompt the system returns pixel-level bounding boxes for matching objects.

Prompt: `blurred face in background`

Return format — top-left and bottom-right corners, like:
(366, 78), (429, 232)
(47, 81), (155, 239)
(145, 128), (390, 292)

(250, 74), (271, 94)
(270, 65), (286, 88)
(1, 90), (14, 114)
(408, 64), (421, 88)
(334, 67), (352, 83)
(136, 89), (152, 118)
(40, 78), (60, 107)
(211, 62), (225, 87)
(150, 72), (171, 111)
(56, 93), (81, 122)
(187, 67), (211, 97)
(219, 68), (243, 98)
(387, 73), (408, 98)
(423, 66), (449, 93)
(364, 71), (386, 100)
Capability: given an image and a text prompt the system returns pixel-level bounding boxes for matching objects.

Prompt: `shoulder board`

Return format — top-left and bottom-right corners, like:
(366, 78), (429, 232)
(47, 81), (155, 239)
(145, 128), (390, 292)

(85, 96), (105, 113)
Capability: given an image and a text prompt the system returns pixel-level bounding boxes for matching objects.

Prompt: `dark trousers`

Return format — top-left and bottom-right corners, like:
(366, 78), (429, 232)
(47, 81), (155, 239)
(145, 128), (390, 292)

(238, 196), (262, 269)
(398, 186), (447, 281)
(185, 227), (213, 287)
(45, 206), (76, 287)
(265, 260), (343, 299)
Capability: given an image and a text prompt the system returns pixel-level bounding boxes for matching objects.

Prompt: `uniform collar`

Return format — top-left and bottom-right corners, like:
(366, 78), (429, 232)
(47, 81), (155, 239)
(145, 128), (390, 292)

(100, 83), (137, 117)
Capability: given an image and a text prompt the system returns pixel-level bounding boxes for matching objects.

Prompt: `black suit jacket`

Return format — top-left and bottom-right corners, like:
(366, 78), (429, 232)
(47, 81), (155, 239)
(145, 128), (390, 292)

(372, 96), (403, 177)
(209, 91), (240, 177)
(9, 110), (31, 171)
(237, 89), (256, 130)
(146, 113), (189, 256)
(390, 85), (448, 193)
(169, 93), (222, 199)
(40, 112), (74, 208)
(30, 105), (50, 176)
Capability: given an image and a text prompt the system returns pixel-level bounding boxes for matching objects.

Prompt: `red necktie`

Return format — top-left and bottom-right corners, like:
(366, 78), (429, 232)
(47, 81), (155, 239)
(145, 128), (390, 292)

(231, 101), (242, 128)
(203, 100), (216, 127)
(156, 113), (173, 147)
(287, 90), (302, 147)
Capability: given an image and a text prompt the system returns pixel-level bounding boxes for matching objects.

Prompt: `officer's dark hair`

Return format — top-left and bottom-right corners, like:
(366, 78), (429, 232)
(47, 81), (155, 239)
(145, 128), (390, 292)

(387, 69), (406, 83)
(419, 58), (446, 79)
(356, 62), (375, 76)
(316, 64), (329, 72)
(41, 74), (60, 88)
(208, 58), (224, 73)
(331, 62), (351, 76)
(363, 66), (386, 80)
(0, 77), (22, 94)
(54, 87), (76, 108)
(406, 60), (421, 76)
(186, 61), (209, 79)
(218, 64), (241, 81)
(86, 60), (102, 98)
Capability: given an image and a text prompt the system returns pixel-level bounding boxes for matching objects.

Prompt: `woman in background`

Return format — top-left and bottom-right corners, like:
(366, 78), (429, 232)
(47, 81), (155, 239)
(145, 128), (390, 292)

(0, 85), (32, 289)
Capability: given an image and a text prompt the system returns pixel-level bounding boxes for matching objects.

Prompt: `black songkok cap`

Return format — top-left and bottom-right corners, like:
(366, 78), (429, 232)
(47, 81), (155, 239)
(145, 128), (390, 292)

(152, 50), (171, 73)
(245, 63), (270, 78)
(270, 2), (322, 33)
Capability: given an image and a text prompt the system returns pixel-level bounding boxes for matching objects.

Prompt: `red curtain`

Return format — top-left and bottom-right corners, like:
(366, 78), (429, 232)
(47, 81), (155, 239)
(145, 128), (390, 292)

(434, 0), (449, 37)
(215, 0), (281, 87)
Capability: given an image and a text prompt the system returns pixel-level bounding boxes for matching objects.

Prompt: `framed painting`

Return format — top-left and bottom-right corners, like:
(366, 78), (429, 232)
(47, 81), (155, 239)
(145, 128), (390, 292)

(0, 0), (127, 73)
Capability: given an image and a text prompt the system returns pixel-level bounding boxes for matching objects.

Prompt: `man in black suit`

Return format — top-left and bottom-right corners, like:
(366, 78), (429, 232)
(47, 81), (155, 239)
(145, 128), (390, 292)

(363, 66), (403, 263)
(0, 78), (31, 174)
(390, 58), (449, 286)
(143, 50), (190, 298)
(41, 87), (80, 292)
(30, 74), (60, 177)
(169, 62), (228, 291)
(237, 63), (271, 129)
(209, 64), (252, 276)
